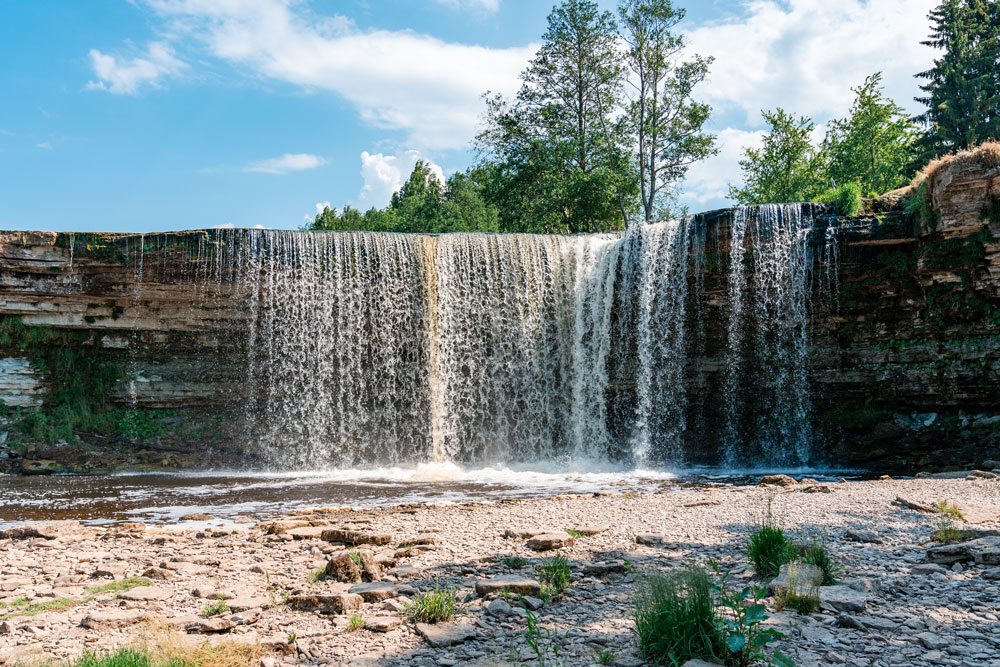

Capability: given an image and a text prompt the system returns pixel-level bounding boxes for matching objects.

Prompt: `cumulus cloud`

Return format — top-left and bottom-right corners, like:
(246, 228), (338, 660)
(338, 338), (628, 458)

(244, 153), (327, 174)
(356, 150), (445, 209)
(128, 0), (532, 150)
(305, 200), (332, 222)
(682, 127), (765, 205)
(687, 0), (937, 126)
(86, 41), (185, 94)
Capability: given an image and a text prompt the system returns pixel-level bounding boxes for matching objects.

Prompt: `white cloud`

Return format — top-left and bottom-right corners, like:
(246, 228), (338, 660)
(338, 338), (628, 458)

(686, 0), (937, 126)
(212, 222), (267, 229)
(356, 150), (445, 209)
(86, 41), (185, 94)
(244, 153), (327, 174)
(132, 0), (533, 150)
(35, 142), (53, 150)
(682, 127), (765, 205)
(305, 200), (332, 221)
(433, 0), (500, 12)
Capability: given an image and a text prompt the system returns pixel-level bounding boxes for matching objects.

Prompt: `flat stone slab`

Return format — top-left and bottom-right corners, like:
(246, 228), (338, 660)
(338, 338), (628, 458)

(389, 565), (424, 580)
(321, 529), (392, 546)
(366, 616), (406, 632)
(186, 617), (235, 633)
(635, 534), (665, 545)
(926, 536), (1000, 564)
(582, 560), (628, 576)
(349, 582), (399, 602)
(572, 526), (608, 536)
(415, 621), (477, 648)
(118, 586), (172, 601)
(526, 532), (575, 550)
(475, 575), (541, 597)
(80, 610), (149, 628)
(845, 529), (883, 544)
(503, 529), (546, 539)
(819, 585), (866, 613)
(285, 526), (327, 540)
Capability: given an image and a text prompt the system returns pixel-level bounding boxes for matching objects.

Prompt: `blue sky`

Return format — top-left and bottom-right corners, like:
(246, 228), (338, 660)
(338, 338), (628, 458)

(0, 0), (939, 232)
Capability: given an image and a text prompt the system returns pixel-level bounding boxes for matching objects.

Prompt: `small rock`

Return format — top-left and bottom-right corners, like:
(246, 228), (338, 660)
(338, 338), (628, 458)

(356, 550), (382, 582)
(503, 529), (545, 539)
(911, 563), (948, 575)
(635, 534), (665, 546)
(321, 529), (392, 546)
(366, 616), (405, 632)
(521, 595), (544, 611)
(967, 470), (998, 480)
(572, 526), (607, 536)
(486, 599), (512, 617)
(845, 529), (883, 544)
(179, 513), (215, 521)
(525, 532), (575, 551)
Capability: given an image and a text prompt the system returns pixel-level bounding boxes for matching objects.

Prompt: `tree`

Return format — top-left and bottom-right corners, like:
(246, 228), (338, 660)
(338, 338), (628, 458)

(618, 0), (716, 222)
(728, 109), (826, 205)
(477, 0), (634, 233)
(824, 73), (920, 195)
(915, 0), (1000, 160)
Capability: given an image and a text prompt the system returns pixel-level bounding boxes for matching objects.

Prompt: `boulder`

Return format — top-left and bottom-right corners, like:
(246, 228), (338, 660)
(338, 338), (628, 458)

(768, 563), (824, 595)
(475, 575), (541, 597)
(526, 532), (575, 551)
(287, 593), (363, 615)
(819, 585), (866, 613)
(324, 552), (363, 583)
(349, 582), (398, 603)
(415, 621), (477, 648)
(759, 474), (798, 487)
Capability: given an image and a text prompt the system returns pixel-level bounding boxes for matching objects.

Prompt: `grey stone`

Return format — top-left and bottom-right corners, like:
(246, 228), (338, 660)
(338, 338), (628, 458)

(845, 529), (883, 544)
(486, 598), (512, 617)
(927, 536), (1000, 564)
(521, 595), (544, 611)
(366, 616), (405, 632)
(915, 632), (947, 650)
(186, 617), (235, 633)
(819, 585), (866, 613)
(912, 563), (948, 575)
(415, 621), (477, 648)
(79, 611), (148, 629)
(635, 534), (665, 545)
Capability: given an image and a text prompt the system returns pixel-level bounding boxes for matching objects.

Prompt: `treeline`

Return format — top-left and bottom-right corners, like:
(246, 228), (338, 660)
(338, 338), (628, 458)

(309, 0), (1000, 233)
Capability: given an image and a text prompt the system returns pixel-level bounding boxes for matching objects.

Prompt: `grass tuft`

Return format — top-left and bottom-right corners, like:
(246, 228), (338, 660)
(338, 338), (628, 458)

(564, 529), (588, 539)
(403, 582), (458, 624)
(797, 540), (839, 585)
(633, 567), (725, 666)
(501, 555), (530, 569)
(347, 613), (365, 632)
(747, 524), (793, 580)
(85, 577), (152, 597)
(775, 581), (820, 614)
(200, 596), (230, 618)
(934, 500), (964, 519)
(535, 554), (571, 596)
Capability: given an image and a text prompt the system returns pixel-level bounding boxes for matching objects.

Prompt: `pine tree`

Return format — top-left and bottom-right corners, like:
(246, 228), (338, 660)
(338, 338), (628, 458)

(915, 0), (1000, 160)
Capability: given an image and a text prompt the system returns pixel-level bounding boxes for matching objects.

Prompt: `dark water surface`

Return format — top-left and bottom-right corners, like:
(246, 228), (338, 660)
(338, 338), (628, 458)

(0, 464), (861, 529)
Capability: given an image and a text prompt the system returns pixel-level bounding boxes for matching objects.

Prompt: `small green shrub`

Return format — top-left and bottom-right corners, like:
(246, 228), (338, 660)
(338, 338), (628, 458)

(711, 562), (794, 667)
(201, 596), (231, 617)
(501, 555), (529, 569)
(403, 582), (457, 623)
(349, 550), (362, 567)
(633, 567), (725, 666)
(747, 524), (793, 580)
(596, 648), (616, 665)
(347, 613), (365, 632)
(524, 608), (569, 667)
(903, 181), (939, 229)
(797, 541), (839, 585)
(934, 500), (964, 519)
(306, 568), (326, 582)
(536, 554), (571, 596)
(564, 529), (587, 539)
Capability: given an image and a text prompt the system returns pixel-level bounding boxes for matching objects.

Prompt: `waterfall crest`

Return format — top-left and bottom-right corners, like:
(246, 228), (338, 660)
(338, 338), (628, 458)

(209, 204), (832, 469)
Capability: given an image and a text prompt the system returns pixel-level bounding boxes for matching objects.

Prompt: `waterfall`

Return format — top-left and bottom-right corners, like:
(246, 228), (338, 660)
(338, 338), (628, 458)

(206, 203), (828, 470)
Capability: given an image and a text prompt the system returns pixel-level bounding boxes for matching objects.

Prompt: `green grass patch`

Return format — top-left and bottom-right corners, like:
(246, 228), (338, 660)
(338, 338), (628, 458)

(796, 541), (839, 585)
(747, 524), (794, 580)
(67, 648), (150, 667)
(564, 529), (588, 539)
(84, 577), (152, 597)
(501, 555), (529, 569)
(200, 596), (230, 617)
(633, 567), (725, 666)
(306, 568), (326, 583)
(535, 554), (571, 596)
(347, 613), (365, 632)
(403, 582), (458, 624)
(1, 597), (79, 620)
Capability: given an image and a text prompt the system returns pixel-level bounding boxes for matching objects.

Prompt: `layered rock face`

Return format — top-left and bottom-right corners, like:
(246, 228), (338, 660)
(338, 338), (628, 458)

(0, 158), (997, 473)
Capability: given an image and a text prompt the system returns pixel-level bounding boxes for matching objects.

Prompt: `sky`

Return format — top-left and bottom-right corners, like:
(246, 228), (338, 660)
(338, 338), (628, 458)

(0, 0), (940, 233)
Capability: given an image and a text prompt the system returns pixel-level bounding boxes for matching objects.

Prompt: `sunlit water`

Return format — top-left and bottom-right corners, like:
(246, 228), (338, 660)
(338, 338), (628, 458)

(0, 463), (862, 529)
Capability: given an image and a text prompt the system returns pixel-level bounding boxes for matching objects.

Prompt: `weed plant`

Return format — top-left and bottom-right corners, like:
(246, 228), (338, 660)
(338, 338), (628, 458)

(403, 582), (457, 623)
(536, 554), (571, 596)
(633, 567), (725, 666)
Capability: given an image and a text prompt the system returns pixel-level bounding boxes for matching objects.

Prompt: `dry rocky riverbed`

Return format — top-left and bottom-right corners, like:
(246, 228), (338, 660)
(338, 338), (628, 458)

(2, 475), (1000, 667)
